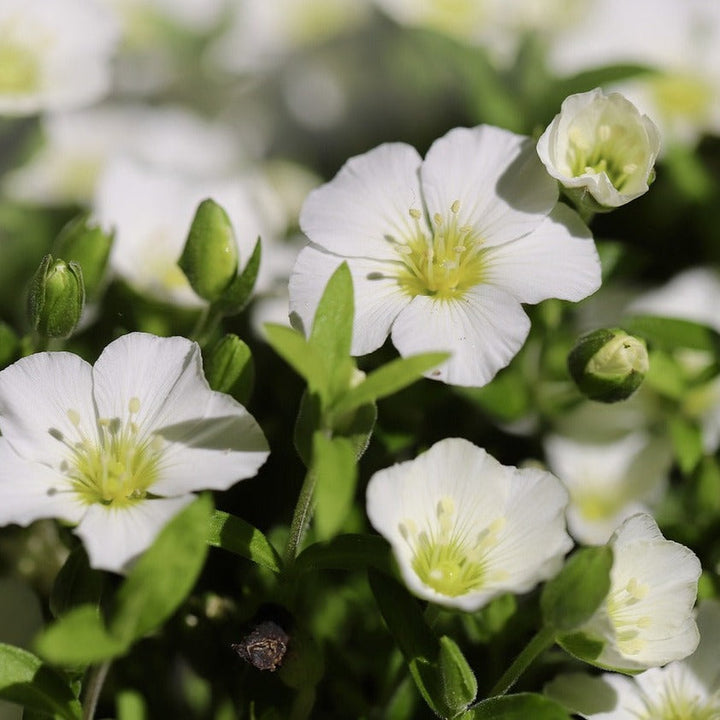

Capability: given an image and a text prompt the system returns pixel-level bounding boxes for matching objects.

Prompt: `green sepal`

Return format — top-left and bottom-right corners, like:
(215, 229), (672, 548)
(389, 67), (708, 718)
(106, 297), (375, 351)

(0, 644), (82, 719)
(213, 236), (261, 315)
(207, 509), (282, 574)
(555, 632), (604, 666)
(204, 333), (254, 405)
(462, 692), (573, 720)
(541, 546), (613, 633)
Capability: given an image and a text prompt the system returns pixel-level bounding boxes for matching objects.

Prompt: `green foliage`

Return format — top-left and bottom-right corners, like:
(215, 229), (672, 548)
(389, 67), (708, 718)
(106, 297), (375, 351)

(669, 415), (704, 475)
(624, 315), (720, 356)
(463, 693), (573, 720)
(49, 547), (104, 619)
(213, 236), (262, 315)
(204, 333), (255, 405)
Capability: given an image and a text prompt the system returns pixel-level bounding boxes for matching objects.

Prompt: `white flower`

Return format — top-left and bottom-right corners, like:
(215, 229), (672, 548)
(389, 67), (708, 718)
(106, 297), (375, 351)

(0, 0), (119, 116)
(0, 333), (269, 573)
(365, 437), (573, 611)
(546, 599), (720, 719)
(290, 125), (601, 387)
(575, 514), (700, 671)
(544, 433), (671, 545)
(537, 89), (661, 208)
(94, 157), (277, 307)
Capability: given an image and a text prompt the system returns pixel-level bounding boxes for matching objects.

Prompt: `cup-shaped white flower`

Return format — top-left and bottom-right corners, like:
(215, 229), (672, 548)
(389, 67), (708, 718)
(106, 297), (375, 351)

(546, 599), (720, 719)
(0, 0), (119, 116)
(291, 125), (601, 387)
(366, 438), (573, 611)
(537, 89), (661, 208)
(572, 514), (700, 671)
(544, 433), (671, 545)
(0, 333), (269, 573)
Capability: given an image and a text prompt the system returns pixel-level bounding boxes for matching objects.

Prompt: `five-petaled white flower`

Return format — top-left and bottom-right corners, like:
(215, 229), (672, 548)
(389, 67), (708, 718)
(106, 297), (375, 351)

(537, 88), (661, 208)
(0, 333), (269, 573)
(573, 513), (700, 671)
(365, 437), (573, 611)
(290, 124), (601, 387)
(546, 599), (720, 719)
(0, 0), (119, 116)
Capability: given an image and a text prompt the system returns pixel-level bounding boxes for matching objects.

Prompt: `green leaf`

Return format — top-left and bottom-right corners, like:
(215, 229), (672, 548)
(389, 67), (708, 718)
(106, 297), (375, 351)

(214, 236), (261, 314)
(110, 495), (212, 644)
(294, 390), (322, 467)
(459, 364), (531, 423)
(35, 605), (127, 666)
(643, 350), (687, 399)
(308, 263), (355, 400)
(207, 510), (282, 573)
(332, 401), (377, 460)
(437, 636), (477, 713)
(0, 644), (81, 719)
(624, 315), (720, 355)
(555, 632), (604, 665)
(313, 433), (358, 542)
(464, 693), (573, 720)
(117, 689), (147, 720)
(668, 415), (704, 475)
(264, 324), (326, 394)
(331, 352), (448, 416)
(541, 546), (613, 633)
(294, 534), (392, 575)
(204, 334), (255, 406)
(49, 547), (104, 619)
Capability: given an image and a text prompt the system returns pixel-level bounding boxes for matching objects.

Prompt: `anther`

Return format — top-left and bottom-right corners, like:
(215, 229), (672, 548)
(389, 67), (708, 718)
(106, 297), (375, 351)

(408, 208), (422, 220)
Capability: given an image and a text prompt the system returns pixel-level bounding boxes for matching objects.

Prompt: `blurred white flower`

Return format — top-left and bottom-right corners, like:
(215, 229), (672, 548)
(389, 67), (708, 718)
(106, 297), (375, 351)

(93, 157), (277, 307)
(290, 125), (601, 387)
(0, 0), (119, 116)
(0, 333), (269, 573)
(366, 437), (572, 611)
(546, 599), (720, 719)
(574, 514), (700, 671)
(5, 104), (245, 206)
(544, 433), (671, 545)
(537, 89), (660, 209)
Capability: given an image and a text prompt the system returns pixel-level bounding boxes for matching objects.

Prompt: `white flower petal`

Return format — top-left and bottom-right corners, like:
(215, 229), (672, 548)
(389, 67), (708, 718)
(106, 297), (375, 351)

(482, 203), (601, 304)
(289, 245), (410, 355)
(545, 672), (646, 719)
(299, 142), (426, 261)
(421, 125), (558, 247)
(0, 351), (95, 465)
(75, 496), (195, 573)
(391, 287), (531, 387)
(0, 442), (85, 526)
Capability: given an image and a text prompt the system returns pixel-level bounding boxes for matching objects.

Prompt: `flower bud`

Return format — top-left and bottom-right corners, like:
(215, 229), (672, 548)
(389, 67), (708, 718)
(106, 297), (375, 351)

(28, 255), (85, 339)
(537, 88), (660, 209)
(179, 199), (238, 302)
(204, 333), (254, 405)
(568, 328), (649, 403)
(53, 213), (113, 299)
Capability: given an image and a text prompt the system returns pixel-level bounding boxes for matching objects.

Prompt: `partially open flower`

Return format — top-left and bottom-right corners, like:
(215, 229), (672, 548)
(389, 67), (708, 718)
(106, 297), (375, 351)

(537, 89), (660, 209)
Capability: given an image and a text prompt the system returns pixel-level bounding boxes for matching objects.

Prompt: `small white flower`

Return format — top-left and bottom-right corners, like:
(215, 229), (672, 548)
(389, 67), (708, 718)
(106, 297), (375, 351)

(365, 438), (573, 611)
(290, 125), (601, 387)
(0, 0), (119, 116)
(546, 599), (720, 719)
(545, 433), (671, 545)
(575, 514), (700, 671)
(0, 333), (269, 573)
(537, 89), (661, 208)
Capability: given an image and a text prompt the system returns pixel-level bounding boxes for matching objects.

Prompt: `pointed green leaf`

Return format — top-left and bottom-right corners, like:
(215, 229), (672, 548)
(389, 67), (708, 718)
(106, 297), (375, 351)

(264, 324), (326, 393)
(331, 352), (448, 416)
(215, 236), (261, 314)
(207, 509), (282, 573)
(625, 315), (720, 355)
(110, 495), (212, 644)
(0, 644), (81, 719)
(437, 636), (477, 714)
(313, 433), (358, 542)
(117, 689), (147, 720)
(332, 401), (377, 460)
(464, 692), (573, 720)
(204, 334), (255, 405)
(294, 534), (392, 575)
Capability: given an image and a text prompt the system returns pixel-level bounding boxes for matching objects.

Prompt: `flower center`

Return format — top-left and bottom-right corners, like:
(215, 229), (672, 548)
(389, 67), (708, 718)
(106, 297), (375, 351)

(573, 488), (625, 522)
(606, 576), (651, 656)
(639, 682), (719, 720)
(51, 398), (163, 507)
(394, 201), (485, 299)
(400, 496), (506, 597)
(0, 41), (41, 95)
(650, 72), (713, 124)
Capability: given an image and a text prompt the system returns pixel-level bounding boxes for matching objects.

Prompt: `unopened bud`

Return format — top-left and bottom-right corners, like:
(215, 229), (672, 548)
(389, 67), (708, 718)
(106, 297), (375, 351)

(53, 213), (113, 299)
(204, 333), (254, 405)
(568, 328), (649, 403)
(28, 255), (85, 339)
(179, 199), (238, 302)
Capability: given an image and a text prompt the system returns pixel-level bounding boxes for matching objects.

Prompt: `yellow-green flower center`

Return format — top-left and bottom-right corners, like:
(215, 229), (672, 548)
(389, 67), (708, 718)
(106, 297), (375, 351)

(0, 41), (41, 95)
(606, 576), (651, 656)
(639, 686), (719, 720)
(574, 488), (625, 522)
(400, 497), (506, 597)
(53, 398), (163, 507)
(395, 201), (486, 299)
(650, 72), (713, 125)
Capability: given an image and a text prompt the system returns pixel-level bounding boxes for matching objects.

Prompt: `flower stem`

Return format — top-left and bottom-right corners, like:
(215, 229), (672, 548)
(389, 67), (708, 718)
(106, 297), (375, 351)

(487, 625), (556, 697)
(191, 303), (224, 347)
(283, 469), (316, 566)
(82, 661), (111, 720)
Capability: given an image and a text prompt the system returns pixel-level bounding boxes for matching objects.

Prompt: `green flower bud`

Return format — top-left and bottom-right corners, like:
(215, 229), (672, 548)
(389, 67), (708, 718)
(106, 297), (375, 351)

(568, 328), (649, 403)
(28, 255), (85, 339)
(204, 333), (254, 405)
(53, 213), (113, 299)
(179, 199), (238, 302)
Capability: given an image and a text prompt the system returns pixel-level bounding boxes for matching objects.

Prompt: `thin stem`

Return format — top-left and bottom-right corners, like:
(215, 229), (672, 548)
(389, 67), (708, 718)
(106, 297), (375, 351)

(283, 469), (316, 566)
(488, 625), (555, 697)
(82, 661), (111, 720)
(191, 303), (224, 347)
